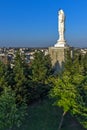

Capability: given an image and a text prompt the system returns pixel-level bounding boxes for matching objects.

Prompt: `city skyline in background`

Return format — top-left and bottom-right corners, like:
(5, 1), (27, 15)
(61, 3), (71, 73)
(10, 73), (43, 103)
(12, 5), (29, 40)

(0, 0), (87, 48)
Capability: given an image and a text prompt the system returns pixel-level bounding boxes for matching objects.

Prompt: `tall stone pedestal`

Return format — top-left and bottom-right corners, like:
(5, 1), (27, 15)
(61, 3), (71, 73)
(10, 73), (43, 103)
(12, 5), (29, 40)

(49, 46), (69, 71)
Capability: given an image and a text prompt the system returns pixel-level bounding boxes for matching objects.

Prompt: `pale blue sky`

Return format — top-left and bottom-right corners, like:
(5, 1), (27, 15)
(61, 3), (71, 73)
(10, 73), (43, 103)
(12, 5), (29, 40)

(0, 0), (87, 47)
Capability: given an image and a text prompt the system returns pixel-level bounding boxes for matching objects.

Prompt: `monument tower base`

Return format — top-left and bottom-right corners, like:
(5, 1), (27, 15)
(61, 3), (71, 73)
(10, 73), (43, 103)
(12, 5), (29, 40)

(54, 40), (67, 47)
(48, 46), (70, 72)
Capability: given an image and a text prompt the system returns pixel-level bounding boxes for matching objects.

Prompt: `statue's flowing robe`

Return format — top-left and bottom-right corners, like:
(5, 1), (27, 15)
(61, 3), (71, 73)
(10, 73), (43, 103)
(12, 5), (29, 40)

(58, 11), (65, 41)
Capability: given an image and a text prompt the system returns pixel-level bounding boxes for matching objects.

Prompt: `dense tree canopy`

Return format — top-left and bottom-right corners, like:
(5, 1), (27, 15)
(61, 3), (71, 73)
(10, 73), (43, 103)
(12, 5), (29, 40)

(31, 51), (52, 83)
(0, 87), (27, 130)
(50, 51), (87, 129)
(0, 48), (87, 129)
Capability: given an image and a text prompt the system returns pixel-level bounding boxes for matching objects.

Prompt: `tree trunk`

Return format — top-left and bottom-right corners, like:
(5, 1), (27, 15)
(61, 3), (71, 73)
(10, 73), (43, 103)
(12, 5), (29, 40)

(58, 111), (67, 130)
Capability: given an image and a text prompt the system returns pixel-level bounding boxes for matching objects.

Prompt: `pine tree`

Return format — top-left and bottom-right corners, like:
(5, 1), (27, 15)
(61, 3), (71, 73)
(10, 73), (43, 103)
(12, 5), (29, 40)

(31, 51), (52, 101)
(13, 51), (27, 103)
(31, 51), (52, 83)
(0, 61), (7, 92)
(0, 87), (27, 130)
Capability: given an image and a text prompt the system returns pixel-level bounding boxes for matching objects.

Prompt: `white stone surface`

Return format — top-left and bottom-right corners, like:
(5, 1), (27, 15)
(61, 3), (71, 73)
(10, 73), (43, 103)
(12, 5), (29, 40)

(54, 9), (67, 47)
(54, 40), (66, 47)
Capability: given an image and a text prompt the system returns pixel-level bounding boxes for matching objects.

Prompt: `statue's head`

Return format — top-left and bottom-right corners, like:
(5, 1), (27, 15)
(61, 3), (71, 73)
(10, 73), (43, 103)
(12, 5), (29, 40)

(58, 9), (64, 15)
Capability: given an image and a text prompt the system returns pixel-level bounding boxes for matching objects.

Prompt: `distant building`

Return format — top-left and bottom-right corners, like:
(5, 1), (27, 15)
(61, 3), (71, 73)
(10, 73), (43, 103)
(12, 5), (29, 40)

(0, 54), (8, 64)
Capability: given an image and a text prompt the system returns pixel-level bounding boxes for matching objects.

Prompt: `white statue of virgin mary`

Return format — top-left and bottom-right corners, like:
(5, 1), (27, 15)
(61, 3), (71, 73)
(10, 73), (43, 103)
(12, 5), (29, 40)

(58, 9), (65, 41)
(54, 9), (66, 47)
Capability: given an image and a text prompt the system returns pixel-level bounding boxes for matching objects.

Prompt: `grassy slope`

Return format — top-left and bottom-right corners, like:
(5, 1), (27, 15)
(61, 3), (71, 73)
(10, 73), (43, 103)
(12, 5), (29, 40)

(19, 99), (85, 130)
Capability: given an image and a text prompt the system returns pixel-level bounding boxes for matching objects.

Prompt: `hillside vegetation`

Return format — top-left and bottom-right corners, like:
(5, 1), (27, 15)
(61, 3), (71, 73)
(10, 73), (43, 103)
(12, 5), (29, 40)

(18, 99), (85, 130)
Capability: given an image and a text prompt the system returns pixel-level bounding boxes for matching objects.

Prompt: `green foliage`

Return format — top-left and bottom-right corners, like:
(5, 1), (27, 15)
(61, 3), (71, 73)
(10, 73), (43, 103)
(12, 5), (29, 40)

(0, 87), (27, 130)
(0, 50), (52, 105)
(13, 51), (28, 102)
(0, 61), (7, 92)
(31, 51), (52, 83)
(82, 53), (87, 75)
(73, 75), (87, 129)
(27, 51), (52, 102)
(50, 52), (84, 111)
(5, 63), (15, 87)
(0, 48), (87, 129)
(17, 99), (84, 130)
(50, 51), (87, 129)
